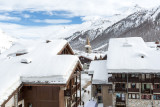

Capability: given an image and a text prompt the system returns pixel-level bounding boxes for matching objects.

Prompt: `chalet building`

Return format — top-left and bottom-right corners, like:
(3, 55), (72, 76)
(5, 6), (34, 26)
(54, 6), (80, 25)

(0, 39), (82, 107)
(107, 37), (160, 107)
(78, 54), (106, 70)
(89, 60), (112, 107)
(78, 55), (93, 70)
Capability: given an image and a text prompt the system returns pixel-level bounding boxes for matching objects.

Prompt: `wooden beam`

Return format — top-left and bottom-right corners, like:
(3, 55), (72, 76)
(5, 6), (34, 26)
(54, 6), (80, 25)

(23, 84), (65, 87)
(1, 84), (23, 107)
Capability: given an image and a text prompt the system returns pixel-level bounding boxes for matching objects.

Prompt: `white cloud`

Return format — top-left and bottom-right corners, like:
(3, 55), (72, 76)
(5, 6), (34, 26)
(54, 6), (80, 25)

(0, 0), (159, 17)
(33, 19), (72, 24)
(23, 14), (30, 18)
(0, 15), (21, 21)
(0, 22), (84, 41)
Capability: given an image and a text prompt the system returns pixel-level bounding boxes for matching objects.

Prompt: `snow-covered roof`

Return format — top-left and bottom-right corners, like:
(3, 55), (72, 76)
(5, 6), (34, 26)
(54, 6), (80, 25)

(89, 60), (109, 84)
(107, 37), (160, 73)
(78, 52), (105, 61)
(145, 42), (158, 48)
(0, 39), (80, 106)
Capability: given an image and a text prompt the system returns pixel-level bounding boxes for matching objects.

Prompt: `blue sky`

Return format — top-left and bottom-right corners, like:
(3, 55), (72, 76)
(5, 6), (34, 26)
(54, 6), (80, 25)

(0, 11), (83, 26)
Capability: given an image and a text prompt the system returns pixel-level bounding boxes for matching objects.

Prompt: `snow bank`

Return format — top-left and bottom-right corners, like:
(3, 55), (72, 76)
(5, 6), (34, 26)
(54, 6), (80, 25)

(0, 29), (14, 53)
(84, 100), (97, 107)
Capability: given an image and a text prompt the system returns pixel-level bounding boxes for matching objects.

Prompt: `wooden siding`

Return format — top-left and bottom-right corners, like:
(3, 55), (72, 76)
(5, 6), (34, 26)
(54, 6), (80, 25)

(19, 86), (60, 107)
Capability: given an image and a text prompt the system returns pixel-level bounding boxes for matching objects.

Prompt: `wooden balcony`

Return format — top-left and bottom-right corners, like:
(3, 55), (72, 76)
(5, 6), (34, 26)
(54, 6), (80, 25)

(115, 88), (126, 92)
(128, 77), (140, 82)
(64, 89), (71, 96)
(116, 99), (126, 105)
(141, 79), (153, 83)
(141, 89), (152, 94)
(109, 77), (127, 82)
(128, 88), (139, 92)
(153, 89), (160, 93)
(72, 82), (80, 94)
(71, 97), (81, 107)
(108, 77), (156, 83)
(154, 78), (160, 83)
(64, 82), (80, 96)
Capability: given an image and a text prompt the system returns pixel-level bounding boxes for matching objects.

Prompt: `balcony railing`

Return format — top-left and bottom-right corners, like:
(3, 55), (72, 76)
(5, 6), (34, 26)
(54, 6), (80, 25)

(72, 82), (80, 94)
(141, 89), (152, 94)
(115, 88), (126, 92)
(116, 99), (126, 105)
(64, 82), (80, 96)
(128, 77), (140, 82)
(128, 88), (139, 92)
(141, 79), (153, 83)
(154, 78), (160, 83)
(153, 89), (160, 93)
(108, 77), (158, 83)
(71, 97), (81, 107)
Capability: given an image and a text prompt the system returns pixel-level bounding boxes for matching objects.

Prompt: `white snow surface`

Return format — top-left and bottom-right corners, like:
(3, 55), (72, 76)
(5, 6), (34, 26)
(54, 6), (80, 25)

(0, 29), (14, 53)
(0, 39), (79, 106)
(89, 60), (108, 84)
(84, 100), (97, 107)
(107, 37), (160, 73)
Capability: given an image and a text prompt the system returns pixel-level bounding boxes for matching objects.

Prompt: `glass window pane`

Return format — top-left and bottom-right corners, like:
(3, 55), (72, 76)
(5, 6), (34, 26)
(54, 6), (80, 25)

(132, 94), (135, 99)
(153, 95), (157, 100)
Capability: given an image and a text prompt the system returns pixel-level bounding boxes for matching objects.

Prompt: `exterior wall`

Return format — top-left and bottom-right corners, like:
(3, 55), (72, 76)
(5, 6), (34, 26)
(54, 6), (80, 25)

(19, 86), (60, 107)
(102, 86), (112, 107)
(112, 93), (116, 107)
(92, 85), (96, 98)
(92, 85), (112, 107)
(128, 99), (152, 107)
(153, 100), (160, 107)
(59, 90), (65, 107)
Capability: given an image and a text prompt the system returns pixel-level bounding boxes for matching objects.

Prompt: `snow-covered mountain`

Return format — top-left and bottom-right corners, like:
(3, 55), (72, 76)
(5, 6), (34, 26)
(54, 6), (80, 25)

(67, 6), (160, 51)
(0, 29), (14, 53)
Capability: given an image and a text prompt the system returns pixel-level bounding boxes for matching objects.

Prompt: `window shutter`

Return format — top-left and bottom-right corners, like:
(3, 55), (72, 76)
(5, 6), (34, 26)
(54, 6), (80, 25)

(136, 83), (139, 88)
(128, 83), (131, 88)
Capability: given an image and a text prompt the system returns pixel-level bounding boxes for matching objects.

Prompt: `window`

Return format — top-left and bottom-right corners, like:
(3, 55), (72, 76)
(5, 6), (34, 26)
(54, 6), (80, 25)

(116, 83), (125, 89)
(131, 74), (138, 77)
(146, 74), (150, 78)
(116, 93), (125, 101)
(97, 85), (101, 93)
(98, 96), (103, 103)
(141, 95), (151, 100)
(122, 74), (125, 78)
(131, 83), (136, 89)
(28, 103), (32, 107)
(132, 94), (135, 99)
(153, 95), (160, 100)
(128, 93), (139, 99)
(142, 84), (150, 89)
(154, 84), (160, 89)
